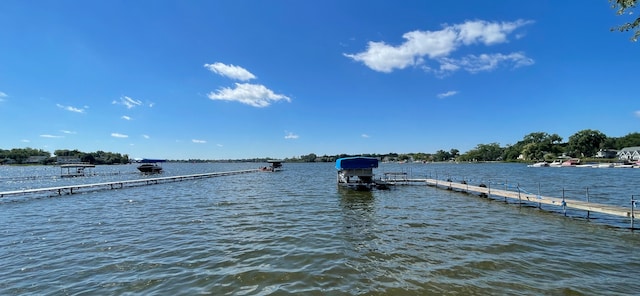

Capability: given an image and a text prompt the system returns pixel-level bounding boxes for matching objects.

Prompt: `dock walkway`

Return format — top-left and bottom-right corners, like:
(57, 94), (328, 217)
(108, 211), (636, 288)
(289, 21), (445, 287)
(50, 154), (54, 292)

(382, 176), (638, 228)
(0, 169), (259, 198)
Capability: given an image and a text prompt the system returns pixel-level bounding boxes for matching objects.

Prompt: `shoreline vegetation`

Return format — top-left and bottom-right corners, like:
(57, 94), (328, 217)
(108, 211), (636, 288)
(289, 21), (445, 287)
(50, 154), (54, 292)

(2, 130), (640, 165)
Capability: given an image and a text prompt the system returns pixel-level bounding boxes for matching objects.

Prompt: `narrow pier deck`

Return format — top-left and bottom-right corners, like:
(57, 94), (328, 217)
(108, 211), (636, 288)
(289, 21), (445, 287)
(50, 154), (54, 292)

(0, 169), (259, 198)
(382, 177), (638, 227)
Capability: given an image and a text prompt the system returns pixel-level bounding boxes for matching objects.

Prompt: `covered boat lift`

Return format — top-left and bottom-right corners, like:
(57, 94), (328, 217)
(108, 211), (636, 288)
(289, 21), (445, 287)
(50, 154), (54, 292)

(60, 163), (95, 178)
(336, 157), (387, 190)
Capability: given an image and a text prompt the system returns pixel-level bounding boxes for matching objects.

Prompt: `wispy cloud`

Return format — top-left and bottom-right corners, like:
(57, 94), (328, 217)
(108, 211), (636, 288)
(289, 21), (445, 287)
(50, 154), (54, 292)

(56, 103), (86, 113)
(635, 110), (640, 118)
(284, 131), (299, 139)
(142, 134), (150, 139)
(207, 83), (291, 108)
(21, 139), (30, 143)
(40, 134), (63, 138)
(204, 62), (256, 81)
(192, 139), (207, 144)
(112, 96), (142, 109)
(361, 134), (370, 138)
(437, 90), (459, 98)
(0, 91), (7, 102)
(60, 130), (76, 134)
(121, 115), (132, 120)
(111, 133), (128, 138)
(216, 144), (223, 147)
(344, 19), (534, 75)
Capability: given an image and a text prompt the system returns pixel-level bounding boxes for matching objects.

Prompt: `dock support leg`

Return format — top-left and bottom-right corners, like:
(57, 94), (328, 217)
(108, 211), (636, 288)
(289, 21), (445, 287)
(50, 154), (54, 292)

(632, 196), (637, 230)
(586, 187), (590, 220)
(517, 184), (522, 207)
(562, 188), (566, 216)
(538, 184), (542, 209)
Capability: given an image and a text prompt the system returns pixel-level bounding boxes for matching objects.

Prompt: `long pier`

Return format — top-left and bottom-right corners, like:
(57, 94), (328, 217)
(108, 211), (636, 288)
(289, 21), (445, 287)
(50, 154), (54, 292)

(0, 169), (259, 199)
(382, 175), (639, 228)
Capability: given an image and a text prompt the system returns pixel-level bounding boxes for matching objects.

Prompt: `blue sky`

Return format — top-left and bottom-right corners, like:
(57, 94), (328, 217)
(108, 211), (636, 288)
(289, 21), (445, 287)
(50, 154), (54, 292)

(1, 1), (638, 160)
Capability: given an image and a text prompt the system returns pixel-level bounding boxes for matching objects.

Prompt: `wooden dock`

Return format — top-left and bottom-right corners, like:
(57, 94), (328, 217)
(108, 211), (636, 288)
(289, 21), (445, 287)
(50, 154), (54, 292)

(382, 176), (638, 228)
(0, 169), (259, 198)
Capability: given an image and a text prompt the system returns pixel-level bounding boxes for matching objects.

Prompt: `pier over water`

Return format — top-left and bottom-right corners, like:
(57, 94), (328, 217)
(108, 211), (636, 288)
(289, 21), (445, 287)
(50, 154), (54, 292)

(0, 169), (259, 199)
(381, 173), (640, 229)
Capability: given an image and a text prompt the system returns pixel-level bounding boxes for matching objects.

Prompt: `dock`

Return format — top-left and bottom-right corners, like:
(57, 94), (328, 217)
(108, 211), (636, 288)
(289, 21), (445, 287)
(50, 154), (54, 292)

(381, 176), (639, 228)
(0, 169), (259, 199)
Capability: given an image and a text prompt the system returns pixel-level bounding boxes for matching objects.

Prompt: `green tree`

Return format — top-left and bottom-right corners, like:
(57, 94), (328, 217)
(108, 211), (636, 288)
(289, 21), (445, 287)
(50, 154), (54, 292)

(460, 143), (503, 161)
(520, 132), (563, 160)
(433, 150), (451, 162)
(300, 153), (317, 162)
(614, 132), (640, 148)
(449, 149), (460, 160)
(567, 129), (607, 157)
(611, 0), (640, 41)
(501, 144), (522, 161)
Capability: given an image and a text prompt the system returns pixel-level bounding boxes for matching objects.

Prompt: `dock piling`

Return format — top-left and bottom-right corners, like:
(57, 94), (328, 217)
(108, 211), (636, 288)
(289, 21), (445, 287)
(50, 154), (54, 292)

(632, 196), (638, 229)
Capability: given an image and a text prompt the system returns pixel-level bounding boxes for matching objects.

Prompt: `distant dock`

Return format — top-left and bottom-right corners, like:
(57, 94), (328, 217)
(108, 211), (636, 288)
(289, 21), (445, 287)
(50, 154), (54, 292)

(0, 169), (259, 199)
(381, 175), (639, 229)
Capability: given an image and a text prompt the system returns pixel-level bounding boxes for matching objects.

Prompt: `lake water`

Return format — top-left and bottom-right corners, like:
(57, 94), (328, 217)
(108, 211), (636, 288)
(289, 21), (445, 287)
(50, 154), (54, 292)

(1, 162), (640, 295)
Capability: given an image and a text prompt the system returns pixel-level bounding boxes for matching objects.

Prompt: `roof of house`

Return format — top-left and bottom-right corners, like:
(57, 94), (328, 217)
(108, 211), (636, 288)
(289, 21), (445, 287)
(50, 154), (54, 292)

(619, 147), (640, 152)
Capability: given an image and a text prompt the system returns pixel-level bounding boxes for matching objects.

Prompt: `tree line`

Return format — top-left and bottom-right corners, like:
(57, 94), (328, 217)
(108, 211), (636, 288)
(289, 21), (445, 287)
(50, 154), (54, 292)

(3, 130), (639, 164)
(286, 130), (640, 163)
(0, 148), (129, 165)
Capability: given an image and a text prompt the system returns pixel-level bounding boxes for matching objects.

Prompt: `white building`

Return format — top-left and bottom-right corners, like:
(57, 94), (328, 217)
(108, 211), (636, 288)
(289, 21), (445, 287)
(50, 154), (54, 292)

(617, 147), (640, 161)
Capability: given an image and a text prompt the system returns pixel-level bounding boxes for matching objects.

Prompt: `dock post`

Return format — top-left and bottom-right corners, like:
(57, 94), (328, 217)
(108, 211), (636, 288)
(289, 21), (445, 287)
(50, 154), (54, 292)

(562, 188), (567, 217)
(504, 180), (507, 202)
(632, 196), (637, 230)
(517, 183), (522, 207)
(586, 187), (590, 220)
(538, 183), (542, 209)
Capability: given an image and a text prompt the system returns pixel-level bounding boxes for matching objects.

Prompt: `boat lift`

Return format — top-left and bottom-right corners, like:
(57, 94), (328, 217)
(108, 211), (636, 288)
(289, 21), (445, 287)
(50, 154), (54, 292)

(336, 157), (388, 190)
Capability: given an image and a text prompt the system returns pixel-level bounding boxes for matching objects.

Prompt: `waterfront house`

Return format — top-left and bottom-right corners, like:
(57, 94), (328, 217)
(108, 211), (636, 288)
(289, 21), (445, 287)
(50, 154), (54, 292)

(25, 156), (48, 164)
(617, 147), (640, 161)
(56, 156), (82, 164)
(595, 149), (618, 158)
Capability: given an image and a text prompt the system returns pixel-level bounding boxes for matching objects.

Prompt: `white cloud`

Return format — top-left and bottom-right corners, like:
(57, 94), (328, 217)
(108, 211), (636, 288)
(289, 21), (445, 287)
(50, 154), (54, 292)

(361, 134), (370, 138)
(0, 91), (7, 101)
(204, 62), (256, 81)
(284, 131), (299, 139)
(345, 19), (534, 75)
(635, 110), (640, 118)
(216, 144), (223, 147)
(56, 103), (86, 113)
(112, 96), (142, 109)
(192, 139), (207, 144)
(438, 52), (534, 74)
(60, 130), (76, 134)
(40, 134), (63, 138)
(111, 133), (128, 138)
(207, 83), (291, 108)
(21, 139), (30, 143)
(454, 20), (531, 45)
(122, 115), (132, 120)
(142, 134), (150, 139)
(437, 90), (459, 98)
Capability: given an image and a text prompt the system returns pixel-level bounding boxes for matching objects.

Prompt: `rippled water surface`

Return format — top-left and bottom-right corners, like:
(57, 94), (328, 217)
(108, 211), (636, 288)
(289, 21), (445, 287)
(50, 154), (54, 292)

(1, 162), (640, 295)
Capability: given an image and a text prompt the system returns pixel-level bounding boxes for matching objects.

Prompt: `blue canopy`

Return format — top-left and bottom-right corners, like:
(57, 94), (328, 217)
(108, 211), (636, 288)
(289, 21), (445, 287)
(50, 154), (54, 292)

(335, 157), (378, 170)
(139, 158), (166, 163)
